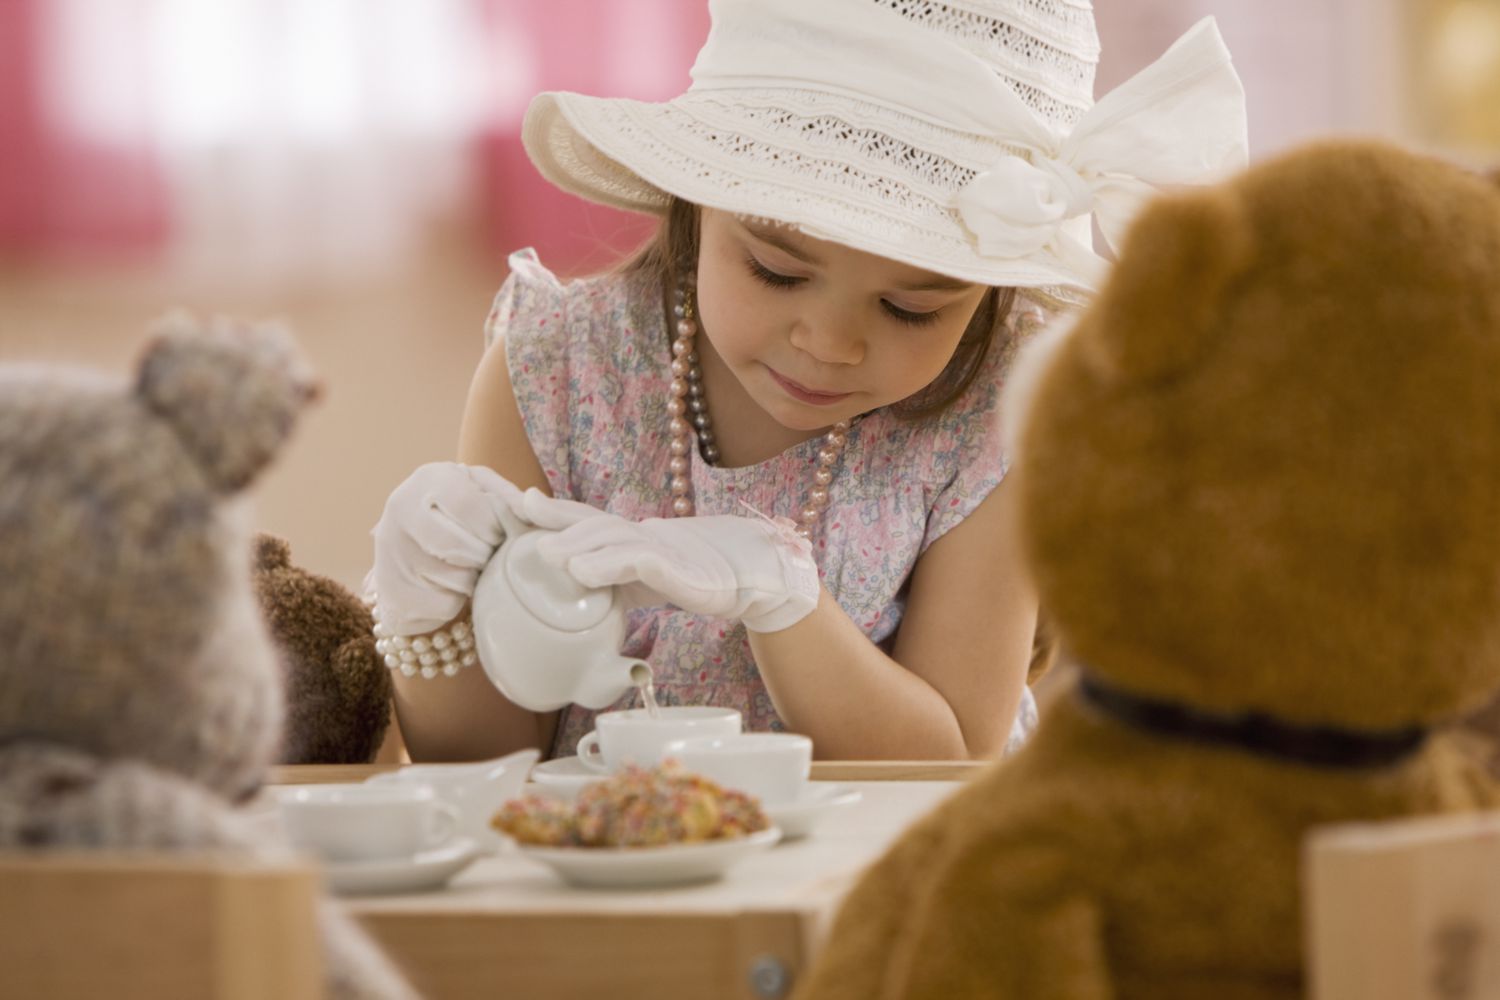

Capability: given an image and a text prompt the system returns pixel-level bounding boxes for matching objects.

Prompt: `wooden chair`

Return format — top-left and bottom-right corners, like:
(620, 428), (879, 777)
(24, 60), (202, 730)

(1304, 810), (1500, 1000)
(0, 852), (325, 1000)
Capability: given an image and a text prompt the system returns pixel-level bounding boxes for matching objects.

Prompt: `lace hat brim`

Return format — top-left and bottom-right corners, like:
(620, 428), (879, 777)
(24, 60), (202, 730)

(523, 88), (1093, 291)
(523, 13), (1246, 296)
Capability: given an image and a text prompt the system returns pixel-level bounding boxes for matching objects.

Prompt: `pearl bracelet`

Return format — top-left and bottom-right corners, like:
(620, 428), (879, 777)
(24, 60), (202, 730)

(369, 598), (478, 679)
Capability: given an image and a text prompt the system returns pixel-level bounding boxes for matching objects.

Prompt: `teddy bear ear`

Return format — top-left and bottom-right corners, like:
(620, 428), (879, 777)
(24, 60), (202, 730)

(1077, 187), (1253, 384)
(253, 533), (293, 572)
(136, 312), (320, 494)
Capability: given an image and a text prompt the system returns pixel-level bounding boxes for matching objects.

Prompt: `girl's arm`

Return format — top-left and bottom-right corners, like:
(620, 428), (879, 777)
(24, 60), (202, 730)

(389, 339), (562, 761)
(748, 475), (1036, 760)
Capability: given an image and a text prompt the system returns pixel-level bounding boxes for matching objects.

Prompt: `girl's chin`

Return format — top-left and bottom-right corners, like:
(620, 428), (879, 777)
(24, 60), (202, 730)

(764, 398), (862, 432)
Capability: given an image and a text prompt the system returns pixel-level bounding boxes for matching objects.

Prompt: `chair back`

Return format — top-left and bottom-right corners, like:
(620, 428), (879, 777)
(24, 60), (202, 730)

(1304, 810), (1500, 1000)
(0, 852), (324, 1000)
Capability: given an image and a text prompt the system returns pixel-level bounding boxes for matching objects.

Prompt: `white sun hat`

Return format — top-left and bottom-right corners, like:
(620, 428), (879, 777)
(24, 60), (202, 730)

(523, 0), (1247, 294)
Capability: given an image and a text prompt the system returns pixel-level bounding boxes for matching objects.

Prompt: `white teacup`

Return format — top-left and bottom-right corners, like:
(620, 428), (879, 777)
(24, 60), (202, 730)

(278, 783), (459, 863)
(364, 748), (540, 848)
(576, 706), (742, 773)
(662, 732), (813, 806)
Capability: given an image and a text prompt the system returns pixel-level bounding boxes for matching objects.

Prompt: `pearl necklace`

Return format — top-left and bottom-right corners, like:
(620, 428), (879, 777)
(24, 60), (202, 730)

(666, 273), (850, 538)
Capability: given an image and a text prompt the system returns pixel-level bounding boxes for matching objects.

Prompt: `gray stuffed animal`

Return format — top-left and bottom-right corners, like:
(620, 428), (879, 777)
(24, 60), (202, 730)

(0, 315), (418, 1000)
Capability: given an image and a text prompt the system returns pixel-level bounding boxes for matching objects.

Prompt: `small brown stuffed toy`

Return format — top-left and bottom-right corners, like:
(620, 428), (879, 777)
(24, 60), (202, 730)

(795, 141), (1500, 1000)
(0, 316), (418, 999)
(253, 534), (392, 764)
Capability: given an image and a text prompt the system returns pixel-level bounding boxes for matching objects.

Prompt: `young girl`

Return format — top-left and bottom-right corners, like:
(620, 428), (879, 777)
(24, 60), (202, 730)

(368, 0), (1247, 762)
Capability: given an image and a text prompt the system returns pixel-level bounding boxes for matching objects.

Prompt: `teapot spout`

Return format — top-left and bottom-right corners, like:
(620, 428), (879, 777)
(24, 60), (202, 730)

(573, 656), (653, 711)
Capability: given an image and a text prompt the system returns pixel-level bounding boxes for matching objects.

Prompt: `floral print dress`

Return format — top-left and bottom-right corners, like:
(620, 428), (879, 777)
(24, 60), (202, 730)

(489, 249), (1042, 759)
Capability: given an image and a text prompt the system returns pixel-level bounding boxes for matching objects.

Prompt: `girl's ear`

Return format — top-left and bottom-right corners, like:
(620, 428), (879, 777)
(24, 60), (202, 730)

(1077, 187), (1252, 384)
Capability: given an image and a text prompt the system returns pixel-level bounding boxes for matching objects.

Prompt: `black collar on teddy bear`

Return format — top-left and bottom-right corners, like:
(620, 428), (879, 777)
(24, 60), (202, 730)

(1078, 671), (1428, 769)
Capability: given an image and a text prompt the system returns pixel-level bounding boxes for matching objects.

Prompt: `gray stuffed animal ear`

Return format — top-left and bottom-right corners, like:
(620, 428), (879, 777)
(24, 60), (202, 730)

(136, 312), (321, 493)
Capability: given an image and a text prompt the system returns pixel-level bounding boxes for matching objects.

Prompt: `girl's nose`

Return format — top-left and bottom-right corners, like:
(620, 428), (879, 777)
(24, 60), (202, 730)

(789, 312), (864, 366)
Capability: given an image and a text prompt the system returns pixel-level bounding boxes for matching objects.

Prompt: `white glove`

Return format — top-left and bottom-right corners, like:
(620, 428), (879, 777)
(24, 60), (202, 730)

(367, 462), (529, 635)
(529, 505), (822, 633)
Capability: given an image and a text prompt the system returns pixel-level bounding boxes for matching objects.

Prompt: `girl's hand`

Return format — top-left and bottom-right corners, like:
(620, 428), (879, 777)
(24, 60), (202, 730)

(531, 509), (820, 633)
(367, 461), (530, 635)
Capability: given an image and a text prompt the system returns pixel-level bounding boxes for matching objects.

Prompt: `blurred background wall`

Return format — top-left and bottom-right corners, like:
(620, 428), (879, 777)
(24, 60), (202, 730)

(2, 0), (1497, 589)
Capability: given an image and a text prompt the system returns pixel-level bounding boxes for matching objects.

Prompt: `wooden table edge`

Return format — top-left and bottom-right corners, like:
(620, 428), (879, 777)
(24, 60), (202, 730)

(269, 759), (986, 785)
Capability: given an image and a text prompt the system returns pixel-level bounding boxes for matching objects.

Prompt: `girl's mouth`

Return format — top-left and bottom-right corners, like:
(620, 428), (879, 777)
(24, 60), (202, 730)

(769, 369), (852, 406)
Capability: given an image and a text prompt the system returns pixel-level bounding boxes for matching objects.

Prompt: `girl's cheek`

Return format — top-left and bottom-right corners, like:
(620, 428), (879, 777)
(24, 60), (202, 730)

(696, 286), (752, 361)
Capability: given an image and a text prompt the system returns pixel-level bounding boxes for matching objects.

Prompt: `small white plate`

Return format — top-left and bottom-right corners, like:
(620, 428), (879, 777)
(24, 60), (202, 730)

(513, 827), (781, 889)
(323, 838), (484, 896)
(528, 755), (606, 791)
(764, 785), (862, 841)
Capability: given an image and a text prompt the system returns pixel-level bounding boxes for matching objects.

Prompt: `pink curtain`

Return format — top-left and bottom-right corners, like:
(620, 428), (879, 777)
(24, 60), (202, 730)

(0, 0), (169, 259)
(474, 0), (710, 274)
(0, 0), (707, 274)
(5, 2), (1398, 273)
(1093, 0), (1398, 160)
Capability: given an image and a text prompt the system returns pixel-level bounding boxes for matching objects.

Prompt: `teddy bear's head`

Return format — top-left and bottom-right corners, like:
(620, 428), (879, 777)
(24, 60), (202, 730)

(1010, 141), (1500, 731)
(252, 533), (392, 764)
(0, 316), (317, 800)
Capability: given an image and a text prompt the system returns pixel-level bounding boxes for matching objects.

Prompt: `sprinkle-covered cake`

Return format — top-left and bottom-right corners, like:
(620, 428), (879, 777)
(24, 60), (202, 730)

(493, 760), (770, 848)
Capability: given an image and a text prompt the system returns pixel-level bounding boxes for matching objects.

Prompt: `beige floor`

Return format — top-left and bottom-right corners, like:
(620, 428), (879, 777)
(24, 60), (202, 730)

(0, 228), (505, 592)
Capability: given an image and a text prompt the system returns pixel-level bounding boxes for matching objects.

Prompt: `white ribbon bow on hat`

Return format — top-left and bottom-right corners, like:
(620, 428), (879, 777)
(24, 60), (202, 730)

(691, 2), (1248, 289)
(953, 19), (1248, 286)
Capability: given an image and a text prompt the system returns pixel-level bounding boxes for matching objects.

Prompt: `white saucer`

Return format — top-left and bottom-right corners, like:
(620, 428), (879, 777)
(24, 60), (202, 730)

(514, 827), (781, 889)
(529, 755), (607, 791)
(323, 838), (483, 896)
(764, 785), (862, 840)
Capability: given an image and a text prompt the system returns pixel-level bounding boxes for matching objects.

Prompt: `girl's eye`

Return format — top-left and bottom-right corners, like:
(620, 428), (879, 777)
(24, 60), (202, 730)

(745, 256), (804, 288)
(882, 300), (941, 327)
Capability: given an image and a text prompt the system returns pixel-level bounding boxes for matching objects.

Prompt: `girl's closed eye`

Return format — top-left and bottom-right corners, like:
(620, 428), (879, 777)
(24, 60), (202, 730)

(747, 253), (942, 328)
(745, 255), (804, 289)
(881, 300), (942, 327)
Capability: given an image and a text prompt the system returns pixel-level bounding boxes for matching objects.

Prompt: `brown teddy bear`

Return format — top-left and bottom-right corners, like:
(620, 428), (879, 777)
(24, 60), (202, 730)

(794, 141), (1500, 1000)
(253, 533), (393, 764)
(0, 315), (418, 999)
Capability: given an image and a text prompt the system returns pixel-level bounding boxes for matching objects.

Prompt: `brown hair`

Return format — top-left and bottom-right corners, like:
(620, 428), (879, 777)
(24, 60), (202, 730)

(620, 198), (1016, 420)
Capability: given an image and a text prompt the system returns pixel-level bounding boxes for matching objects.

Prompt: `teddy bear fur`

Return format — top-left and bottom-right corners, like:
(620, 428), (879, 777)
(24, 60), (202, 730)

(1451, 165), (1500, 784)
(794, 141), (1500, 1000)
(1455, 693), (1500, 785)
(254, 533), (393, 764)
(0, 315), (417, 999)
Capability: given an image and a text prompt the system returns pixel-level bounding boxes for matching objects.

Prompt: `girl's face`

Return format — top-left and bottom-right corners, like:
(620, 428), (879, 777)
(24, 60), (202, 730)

(694, 208), (988, 432)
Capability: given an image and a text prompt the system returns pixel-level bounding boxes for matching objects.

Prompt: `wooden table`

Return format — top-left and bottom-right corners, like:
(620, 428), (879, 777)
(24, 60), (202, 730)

(269, 760), (985, 786)
(270, 762), (981, 999)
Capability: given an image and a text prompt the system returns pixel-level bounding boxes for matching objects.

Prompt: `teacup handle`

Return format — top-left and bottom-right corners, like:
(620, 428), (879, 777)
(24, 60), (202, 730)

(576, 731), (610, 773)
(423, 801), (461, 851)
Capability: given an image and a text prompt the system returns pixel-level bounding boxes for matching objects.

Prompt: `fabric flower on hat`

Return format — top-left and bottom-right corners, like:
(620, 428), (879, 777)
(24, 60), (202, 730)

(956, 155), (1094, 258)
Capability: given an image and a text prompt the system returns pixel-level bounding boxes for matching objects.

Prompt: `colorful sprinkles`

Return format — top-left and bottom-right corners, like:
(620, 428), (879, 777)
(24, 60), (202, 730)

(492, 760), (770, 848)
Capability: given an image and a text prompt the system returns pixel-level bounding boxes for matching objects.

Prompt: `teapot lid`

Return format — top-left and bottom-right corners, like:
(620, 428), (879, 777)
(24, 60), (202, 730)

(503, 532), (615, 633)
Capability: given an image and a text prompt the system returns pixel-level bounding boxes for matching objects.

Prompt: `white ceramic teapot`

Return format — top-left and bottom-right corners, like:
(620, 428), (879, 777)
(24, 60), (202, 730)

(470, 503), (651, 710)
